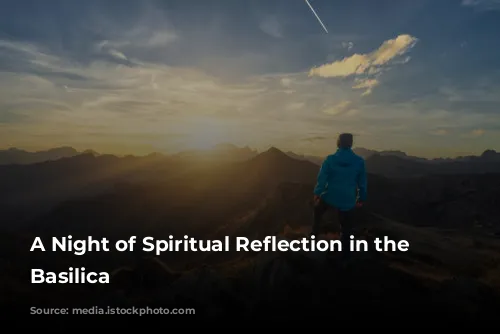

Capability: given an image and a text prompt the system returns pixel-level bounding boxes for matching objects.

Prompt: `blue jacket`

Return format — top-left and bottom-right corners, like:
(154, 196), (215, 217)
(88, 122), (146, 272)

(313, 148), (367, 211)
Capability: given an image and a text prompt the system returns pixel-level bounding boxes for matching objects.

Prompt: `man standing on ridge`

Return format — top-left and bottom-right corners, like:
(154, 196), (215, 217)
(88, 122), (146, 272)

(311, 133), (367, 261)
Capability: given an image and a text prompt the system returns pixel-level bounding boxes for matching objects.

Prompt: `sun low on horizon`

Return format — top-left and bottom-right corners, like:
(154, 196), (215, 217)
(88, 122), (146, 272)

(0, 0), (499, 159)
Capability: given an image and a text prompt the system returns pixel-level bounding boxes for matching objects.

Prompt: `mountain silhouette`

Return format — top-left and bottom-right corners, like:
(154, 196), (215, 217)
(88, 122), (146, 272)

(284, 147), (500, 177)
(3, 145), (498, 176)
(249, 147), (293, 168)
(1, 145), (500, 327)
(2, 145), (500, 229)
(0, 147), (79, 165)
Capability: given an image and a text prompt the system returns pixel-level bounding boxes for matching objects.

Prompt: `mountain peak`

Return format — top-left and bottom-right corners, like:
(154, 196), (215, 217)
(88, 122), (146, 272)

(250, 146), (296, 165)
(482, 149), (497, 155)
(82, 149), (99, 156)
(481, 149), (499, 161)
(7, 147), (23, 152)
(265, 146), (286, 155)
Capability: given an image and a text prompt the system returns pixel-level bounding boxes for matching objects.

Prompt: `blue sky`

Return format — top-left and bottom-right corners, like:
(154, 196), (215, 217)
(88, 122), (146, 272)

(0, 0), (499, 157)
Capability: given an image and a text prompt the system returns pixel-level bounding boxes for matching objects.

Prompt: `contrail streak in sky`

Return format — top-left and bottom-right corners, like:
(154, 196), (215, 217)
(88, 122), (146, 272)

(305, 0), (329, 34)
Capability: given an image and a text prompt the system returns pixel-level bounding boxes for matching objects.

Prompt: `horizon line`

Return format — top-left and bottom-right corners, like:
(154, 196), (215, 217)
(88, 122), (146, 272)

(0, 144), (496, 161)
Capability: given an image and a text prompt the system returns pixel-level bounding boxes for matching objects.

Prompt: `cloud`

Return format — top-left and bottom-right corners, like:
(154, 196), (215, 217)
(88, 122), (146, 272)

(309, 34), (418, 78)
(466, 129), (486, 137)
(0, 31), (495, 158)
(1, 0), (499, 158)
(0, 39), (274, 152)
(322, 100), (354, 115)
(146, 31), (179, 47)
(352, 78), (380, 96)
(461, 0), (500, 11)
(310, 54), (368, 78)
(309, 34), (418, 96)
(341, 42), (354, 51)
(259, 16), (283, 38)
(98, 29), (179, 50)
(301, 136), (328, 143)
(108, 49), (128, 61)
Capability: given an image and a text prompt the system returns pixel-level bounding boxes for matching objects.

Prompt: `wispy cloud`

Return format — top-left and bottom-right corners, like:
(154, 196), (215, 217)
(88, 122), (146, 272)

(461, 0), (500, 11)
(431, 129), (449, 136)
(352, 78), (379, 96)
(259, 16), (283, 38)
(301, 136), (328, 142)
(465, 128), (486, 137)
(341, 42), (354, 51)
(0, 34), (496, 157)
(322, 100), (354, 116)
(309, 34), (418, 96)
(0, 0), (499, 158)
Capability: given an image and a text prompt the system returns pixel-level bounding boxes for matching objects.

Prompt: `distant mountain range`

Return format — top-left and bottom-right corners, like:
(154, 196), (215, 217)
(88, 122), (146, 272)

(1, 145), (500, 187)
(0, 144), (257, 165)
(1, 144), (499, 167)
(0, 147), (80, 165)
(2, 143), (500, 322)
(1, 144), (500, 230)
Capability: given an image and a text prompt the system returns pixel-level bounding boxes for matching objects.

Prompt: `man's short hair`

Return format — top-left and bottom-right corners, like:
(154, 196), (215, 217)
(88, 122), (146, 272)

(337, 133), (353, 148)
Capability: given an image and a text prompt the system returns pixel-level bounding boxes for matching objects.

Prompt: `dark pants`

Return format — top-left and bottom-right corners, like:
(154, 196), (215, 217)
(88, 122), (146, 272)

(312, 199), (353, 260)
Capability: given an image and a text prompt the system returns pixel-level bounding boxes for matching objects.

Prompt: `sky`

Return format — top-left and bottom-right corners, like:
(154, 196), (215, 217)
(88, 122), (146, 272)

(0, 0), (499, 158)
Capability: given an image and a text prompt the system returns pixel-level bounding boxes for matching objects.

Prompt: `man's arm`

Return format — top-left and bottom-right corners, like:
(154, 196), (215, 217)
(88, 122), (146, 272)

(314, 158), (330, 198)
(357, 159), (367, 203)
